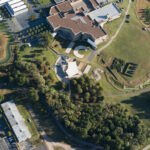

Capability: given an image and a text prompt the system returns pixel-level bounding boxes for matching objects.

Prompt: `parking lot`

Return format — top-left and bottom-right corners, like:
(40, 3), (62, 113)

(0, 109), (18, 150)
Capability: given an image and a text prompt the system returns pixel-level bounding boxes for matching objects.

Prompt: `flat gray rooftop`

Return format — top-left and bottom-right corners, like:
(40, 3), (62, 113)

(87, 3), (121, 23)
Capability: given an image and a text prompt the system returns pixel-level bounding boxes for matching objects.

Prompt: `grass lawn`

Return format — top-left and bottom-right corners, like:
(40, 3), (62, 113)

(93, 1), (150, 146)
(101, 2), (150, 82)
(0, 22), (7, 31)
(54, 146), (65, 150)
(20, 46), (58, 67)
(20, 46), (59, 82)
(38, 0), (51, 5)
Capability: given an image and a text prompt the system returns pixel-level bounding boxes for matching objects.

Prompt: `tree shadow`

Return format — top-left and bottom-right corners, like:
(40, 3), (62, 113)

(122, 92), (150, 120)
(54, 35), (71, 49)
(23, 54), (35, 58)
(30, 50), (43, 53)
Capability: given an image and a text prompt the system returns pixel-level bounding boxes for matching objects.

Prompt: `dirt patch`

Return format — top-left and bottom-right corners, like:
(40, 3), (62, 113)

(136, 0), (150, 30)
(0, 34), (8, 60)
(0, 89), (12, 95)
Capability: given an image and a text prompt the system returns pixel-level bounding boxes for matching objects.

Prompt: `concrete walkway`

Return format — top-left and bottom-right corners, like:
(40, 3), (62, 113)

(88, 0), (131, 62)
(73, 45), (87, 58)
(65, 42), (75, 53)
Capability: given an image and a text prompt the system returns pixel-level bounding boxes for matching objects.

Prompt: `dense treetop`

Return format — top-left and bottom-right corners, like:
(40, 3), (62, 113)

(5, 46), (149, 150)
(46, 76), (149, 150)
(70, 75), (104, 103)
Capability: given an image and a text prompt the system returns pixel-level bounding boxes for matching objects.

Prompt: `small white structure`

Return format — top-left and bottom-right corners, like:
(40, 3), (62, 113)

(83, 65), (91, 74)
(66, 61), (79, 77)
(0, 15), (3, 21)
(52, 32), (57, 37)
(1, 100), (31, 142)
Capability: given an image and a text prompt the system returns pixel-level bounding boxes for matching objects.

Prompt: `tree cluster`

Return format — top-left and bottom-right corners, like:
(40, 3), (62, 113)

(39, 31), (53, 48)
(46, 88), (149, 150)
(70, 75), (104, 103)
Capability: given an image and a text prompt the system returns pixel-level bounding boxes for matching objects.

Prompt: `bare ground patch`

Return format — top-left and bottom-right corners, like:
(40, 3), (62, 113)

(0, 33), (8, 60)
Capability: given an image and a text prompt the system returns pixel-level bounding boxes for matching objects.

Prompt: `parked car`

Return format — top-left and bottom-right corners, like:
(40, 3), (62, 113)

(142, 27), (147, 31)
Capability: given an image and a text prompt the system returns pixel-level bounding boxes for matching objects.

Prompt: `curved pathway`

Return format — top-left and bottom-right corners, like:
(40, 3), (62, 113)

(28, 107), (77, 150)
(143, 145), (150, 150)
(104, 86), (150, 97)
(42, 100), (104, 150)
(88, 0), (131, 62)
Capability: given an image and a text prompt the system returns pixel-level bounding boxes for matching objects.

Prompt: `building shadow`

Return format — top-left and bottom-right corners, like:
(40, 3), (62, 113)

(122, 91), (150, 120)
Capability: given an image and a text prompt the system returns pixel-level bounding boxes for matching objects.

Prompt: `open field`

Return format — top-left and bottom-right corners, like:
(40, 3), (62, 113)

(0, 34), (8, 61)
(136, 0), (150, 30)
(38, 0), (50, 5)
(20, 47), (58, 67)
(101, 2), (150, 83)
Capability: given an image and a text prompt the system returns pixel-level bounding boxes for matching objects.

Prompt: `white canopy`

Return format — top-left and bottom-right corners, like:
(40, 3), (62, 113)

(66, 61), (79, 77)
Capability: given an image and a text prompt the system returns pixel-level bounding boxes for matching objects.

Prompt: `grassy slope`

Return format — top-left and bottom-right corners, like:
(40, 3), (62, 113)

(20, 47), (58, 67)
(101, 2), (150, 82)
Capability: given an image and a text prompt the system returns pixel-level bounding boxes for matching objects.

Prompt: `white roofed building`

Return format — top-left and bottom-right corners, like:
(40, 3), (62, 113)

(66, 61), (79, 78)
(1, 100), (31, 142)
(0, 0), (28, 16)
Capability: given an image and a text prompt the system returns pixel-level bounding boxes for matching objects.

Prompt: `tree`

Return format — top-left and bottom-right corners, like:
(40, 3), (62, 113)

(29, 14), (38, 22)
(29, 87), (39, 101)
(40, 31), (53, 48)
(77, 84), (83, 94)
(144, 8), (150, 24)
(61, 82), (66, 89)
(0, 93), (4, 103)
